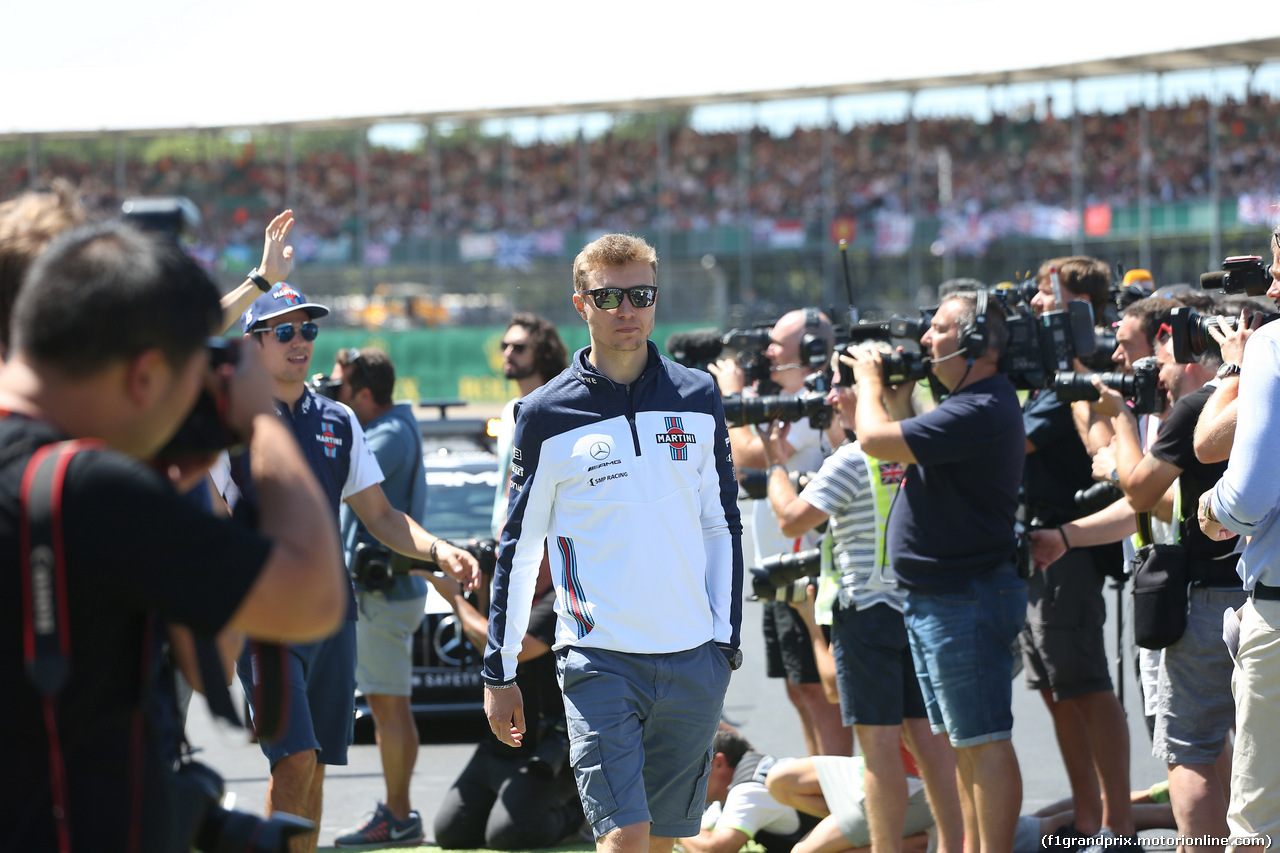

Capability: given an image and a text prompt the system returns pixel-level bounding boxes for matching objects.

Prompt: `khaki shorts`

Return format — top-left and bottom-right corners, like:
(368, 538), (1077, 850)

(354, 591), (427, 696)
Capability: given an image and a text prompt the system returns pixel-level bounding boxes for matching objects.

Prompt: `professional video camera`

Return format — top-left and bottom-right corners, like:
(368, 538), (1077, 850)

(351, 537), (499, 591)
(665, 326), (776, 390)
(170, 759), (311, 852)
(1051, 355), (1160, 415)
(831, 340), (931, 388)
(1000, 287), (1098, 390)
(1166, 306), (1280, 364)
(722, 370), (833, 430)
(1200, 255), (1273, 297)
(750, 548), (821, 603)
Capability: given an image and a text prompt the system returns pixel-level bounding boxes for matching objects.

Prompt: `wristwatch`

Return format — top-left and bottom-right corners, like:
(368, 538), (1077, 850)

(246, 269), (272, 293)
(1217, 362), (1241, 379)
(716, 643), (743, 671)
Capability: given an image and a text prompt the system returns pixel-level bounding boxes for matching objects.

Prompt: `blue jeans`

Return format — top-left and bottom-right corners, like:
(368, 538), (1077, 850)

(904, 567), (1027, 747)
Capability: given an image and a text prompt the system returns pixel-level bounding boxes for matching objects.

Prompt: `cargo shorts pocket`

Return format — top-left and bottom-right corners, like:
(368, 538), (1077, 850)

(685, 745), (715, 820)
(570, 735), (617, 825)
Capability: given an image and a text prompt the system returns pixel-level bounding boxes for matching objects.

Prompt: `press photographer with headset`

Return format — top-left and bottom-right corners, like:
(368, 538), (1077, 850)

(848, 289), (1027, 853)
(710, 308), (849, 758)
(760, 346), (964, 853)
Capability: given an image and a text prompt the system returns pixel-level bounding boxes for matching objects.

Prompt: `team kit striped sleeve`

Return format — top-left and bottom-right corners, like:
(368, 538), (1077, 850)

(482, 344), (743, 686)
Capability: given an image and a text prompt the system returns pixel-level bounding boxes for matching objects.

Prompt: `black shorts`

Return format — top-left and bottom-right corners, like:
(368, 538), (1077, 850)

(1019, 546), (1113, 700)
(763, 600), (822, 684)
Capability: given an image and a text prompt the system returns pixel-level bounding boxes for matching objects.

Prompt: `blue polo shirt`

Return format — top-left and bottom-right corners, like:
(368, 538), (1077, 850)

(889, 374), (1025, 592)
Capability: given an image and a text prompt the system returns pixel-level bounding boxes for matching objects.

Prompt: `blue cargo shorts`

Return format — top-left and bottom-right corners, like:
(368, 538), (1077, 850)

(557, 641), (731, 839)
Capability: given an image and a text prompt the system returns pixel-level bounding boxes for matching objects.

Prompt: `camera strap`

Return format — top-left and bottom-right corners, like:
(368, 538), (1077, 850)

(19, 438), (102, 853)
(243, 640), (291, 743)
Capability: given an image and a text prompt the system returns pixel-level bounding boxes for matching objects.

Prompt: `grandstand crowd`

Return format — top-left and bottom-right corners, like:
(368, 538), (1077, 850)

(3, 92), (1280, 254)
(4, 77), (1280, 849)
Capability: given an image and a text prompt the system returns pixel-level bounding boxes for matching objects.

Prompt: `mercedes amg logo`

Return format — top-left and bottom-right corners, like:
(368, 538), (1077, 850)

(432, 614), (476, 667)
(590, 441), (611, 460)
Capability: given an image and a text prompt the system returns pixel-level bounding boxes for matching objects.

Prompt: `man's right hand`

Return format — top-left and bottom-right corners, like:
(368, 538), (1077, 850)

(1208, 309), (1262, 366)
(256, 209), (296, 285)
(484, 684), (527, 747)
(1030, 528), (1067, 572)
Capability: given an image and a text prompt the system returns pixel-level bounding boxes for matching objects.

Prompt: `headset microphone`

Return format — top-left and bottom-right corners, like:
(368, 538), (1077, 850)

(928, 347), (969, 364)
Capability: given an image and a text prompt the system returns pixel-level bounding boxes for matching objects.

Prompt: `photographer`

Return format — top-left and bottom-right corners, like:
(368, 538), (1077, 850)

(0, 222), (347, 851)
(1196, 228), (1280, 847)
(848, 290), (1027, 853)
(325, 348), (432, 846)
(227, 283), (480, 853)
(683, 728), (818, 853)
(1022, 258), (1135, 847)
(428, 568), (584, 850)
(760, 349), (963, 853)
(1092, 322), (1242, 853)
(710, 308), (849, 758)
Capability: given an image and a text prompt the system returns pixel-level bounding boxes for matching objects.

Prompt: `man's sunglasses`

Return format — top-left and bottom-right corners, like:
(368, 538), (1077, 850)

(257, 322), (319, 343)
(580, 285), (658, 310)
(501, 341), (528, 354)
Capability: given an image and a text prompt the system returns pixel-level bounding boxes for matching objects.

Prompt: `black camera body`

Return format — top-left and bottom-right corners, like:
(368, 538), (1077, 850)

(1075, 480), (1126, 515)
(1200, 255), (1273, 297)
(352, 541), (398, 591)
(352, 537), (500, 590)
(1167, 306), (1280, 364)
(158, 337), (244, 460)
(831, 341), (931, 388)
(1051, 355), (1160, 415)
(526, 721), (571, 779)
(723, 370), (833, 431)
(750, 547), (821, 602)
(738, 468), (814, 500)
(1001, 302), (1098, 390)
(169, 759), (311, 853)
(307, 372), (344, 400)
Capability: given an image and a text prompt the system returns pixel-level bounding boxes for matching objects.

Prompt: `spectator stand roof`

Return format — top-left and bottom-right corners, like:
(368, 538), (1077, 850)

(4, 37), (1280, 141)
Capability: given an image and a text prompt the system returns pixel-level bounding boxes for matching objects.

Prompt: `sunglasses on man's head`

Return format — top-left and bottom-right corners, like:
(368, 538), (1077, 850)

(257, 322), (319, 343)
(580, 285), (658, 310)
(501, 341), (528, 354)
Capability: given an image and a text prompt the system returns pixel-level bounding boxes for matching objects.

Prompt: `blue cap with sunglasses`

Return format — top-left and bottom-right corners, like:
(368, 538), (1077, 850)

(242, 282), (330, 334)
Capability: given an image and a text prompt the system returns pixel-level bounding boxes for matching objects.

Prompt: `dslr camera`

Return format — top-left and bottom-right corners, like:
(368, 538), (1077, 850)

(351, 537), (499, 591)
(1167, 306), (1279, 364)
(721, 371), (834, 431)
(169, 758), (311, 852)
(1051, 355), (1160, 415)
(750, 548), (821, 603)
(158, 337), (244, 460)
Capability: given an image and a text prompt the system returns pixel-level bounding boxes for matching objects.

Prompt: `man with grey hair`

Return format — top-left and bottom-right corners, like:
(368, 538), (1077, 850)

(848, 290), (1028, 853)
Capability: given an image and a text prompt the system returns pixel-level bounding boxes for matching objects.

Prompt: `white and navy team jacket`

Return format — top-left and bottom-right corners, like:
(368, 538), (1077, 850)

(482, 342), (743, 686)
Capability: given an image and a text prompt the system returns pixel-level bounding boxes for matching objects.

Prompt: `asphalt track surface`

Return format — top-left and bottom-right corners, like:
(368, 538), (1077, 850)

(188, 512), (1169, 848)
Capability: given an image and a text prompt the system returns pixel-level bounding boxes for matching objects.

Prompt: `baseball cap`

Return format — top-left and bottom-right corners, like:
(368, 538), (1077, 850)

(241, 282), (330, 333)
